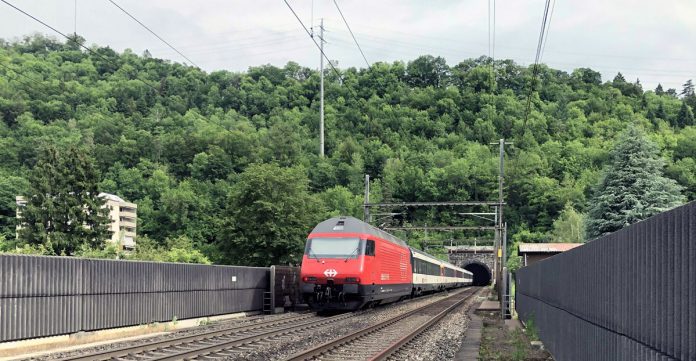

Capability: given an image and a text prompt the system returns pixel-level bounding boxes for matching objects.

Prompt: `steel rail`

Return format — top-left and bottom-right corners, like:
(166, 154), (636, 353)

(369, 291), (475, 360)
(149, 312), (355, 361)
(285, 288), (478, 361)
(61, 312), (337, 361)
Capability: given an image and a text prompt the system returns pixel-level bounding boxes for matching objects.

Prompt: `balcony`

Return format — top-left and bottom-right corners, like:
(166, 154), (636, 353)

(120, 206), (137, 214)
(119, 217), (136, 227)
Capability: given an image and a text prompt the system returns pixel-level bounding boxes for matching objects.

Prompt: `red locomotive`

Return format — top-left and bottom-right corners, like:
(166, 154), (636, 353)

(300, 216), (472, 310)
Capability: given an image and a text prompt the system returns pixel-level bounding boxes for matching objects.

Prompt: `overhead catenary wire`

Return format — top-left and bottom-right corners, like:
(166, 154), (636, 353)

(284, 0), (343, 80)
(0, 61), (41, 92)
(329, 29), (692, 79)
(333, 0), (370, 68)
(1, 0), (160, 93)
(284, 0), (358, 98)
(106, 0), (200, 68)
(523, 0), (554, 126)
(488, 0), (496, 118)
(539, 0), (555, 62)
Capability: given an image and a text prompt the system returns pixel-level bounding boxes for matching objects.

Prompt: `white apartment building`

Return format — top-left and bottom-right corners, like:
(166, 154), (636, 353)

(16, 192), (137, 250)
(99, 193), (137, 251)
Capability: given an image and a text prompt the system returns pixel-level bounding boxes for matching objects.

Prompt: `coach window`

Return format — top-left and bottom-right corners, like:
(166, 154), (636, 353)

(365, 240), (375, 256)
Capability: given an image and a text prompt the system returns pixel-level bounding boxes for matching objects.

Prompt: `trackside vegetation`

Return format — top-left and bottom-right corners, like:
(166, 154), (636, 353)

(0, 35), (693, 265)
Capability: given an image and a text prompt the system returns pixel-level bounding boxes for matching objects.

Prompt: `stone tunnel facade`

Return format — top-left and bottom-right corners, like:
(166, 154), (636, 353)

(448, 247), (495, 286)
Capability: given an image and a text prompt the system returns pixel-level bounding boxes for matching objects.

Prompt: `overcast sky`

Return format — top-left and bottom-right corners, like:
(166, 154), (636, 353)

(1, 0), (694, 91)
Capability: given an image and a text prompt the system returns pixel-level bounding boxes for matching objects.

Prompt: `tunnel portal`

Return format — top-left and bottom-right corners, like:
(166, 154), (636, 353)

(463, 261), (492, 286)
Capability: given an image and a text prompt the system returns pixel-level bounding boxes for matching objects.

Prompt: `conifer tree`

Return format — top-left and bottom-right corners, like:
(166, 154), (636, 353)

(586, 126), (684, 239)
(676, 102), (695, 128)
(681, 79), (695, 97)
(655, 103), (667, 121)
(18, 145), (110, 254)
(654, 84), (664, 95)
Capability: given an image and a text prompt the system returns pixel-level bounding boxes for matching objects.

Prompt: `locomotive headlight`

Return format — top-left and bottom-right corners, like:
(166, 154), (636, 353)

(303, 276), (317, 282)
(344, 277), (360, 283)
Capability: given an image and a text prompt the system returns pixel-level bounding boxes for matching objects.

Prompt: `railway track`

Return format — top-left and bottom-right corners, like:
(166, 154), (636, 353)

(285, 287), (480, 361)
(57, 290), (476, 361)
(60, 312), (352, 361)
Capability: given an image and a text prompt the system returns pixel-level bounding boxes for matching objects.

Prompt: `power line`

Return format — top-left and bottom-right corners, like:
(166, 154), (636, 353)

(1, 0), (159, 93)
(149, 34), (306, 55)
(73, 0), (77, 36)
(332, 0), (370, 68)
(539, 0), (555, 62)
(0, 62), (41, 92)
(106, 0), (200, 68)
(283, 0), (347, 86)
(523, 0), (554, 126)
(329, 30), (693, 79)
(0, 57), (43, 86)
(488, 0), (496, 124)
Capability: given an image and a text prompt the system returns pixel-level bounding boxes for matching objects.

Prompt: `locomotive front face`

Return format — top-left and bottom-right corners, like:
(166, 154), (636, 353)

(300, 236), (367, 310)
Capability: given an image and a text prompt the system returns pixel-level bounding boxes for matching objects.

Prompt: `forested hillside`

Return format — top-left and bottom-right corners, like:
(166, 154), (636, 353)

(1, 35), (694, 265)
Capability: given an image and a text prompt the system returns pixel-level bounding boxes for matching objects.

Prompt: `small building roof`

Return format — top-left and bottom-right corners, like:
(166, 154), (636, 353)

(99, 192), (126, 203)
(518, 243), (583, 253)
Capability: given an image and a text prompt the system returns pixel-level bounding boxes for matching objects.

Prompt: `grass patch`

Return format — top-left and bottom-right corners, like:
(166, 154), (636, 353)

(478, 312), (553, 361)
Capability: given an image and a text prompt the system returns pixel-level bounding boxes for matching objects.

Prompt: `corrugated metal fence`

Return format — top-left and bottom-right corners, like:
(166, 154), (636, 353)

(516, 201), (696, 361)
(0, 255), (269, 342)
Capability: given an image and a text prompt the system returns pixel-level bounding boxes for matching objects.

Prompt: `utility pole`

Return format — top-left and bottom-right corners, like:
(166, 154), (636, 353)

(497, 139), (505, 272)
(491, 138), (512, 319)
(363, 174), (370, 222)
(319, 18), (325, 157)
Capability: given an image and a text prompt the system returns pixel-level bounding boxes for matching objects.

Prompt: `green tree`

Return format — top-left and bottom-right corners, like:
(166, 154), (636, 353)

(126, 235), (211, 264)
(681, 79), (694, 97)
(406, 55), (450, 88)
(18, 145), (110, 254)
(4, 34), (696, 266)
(676, 102), (694, 128)
(550, 203), (586, 243)
(585, 126), (684, 239)
(655, 83), (664, 95)
(220, 164), (324, 266)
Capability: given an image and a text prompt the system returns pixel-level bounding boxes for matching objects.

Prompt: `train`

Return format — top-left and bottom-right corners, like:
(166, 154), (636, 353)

(300, 216), (473, 311)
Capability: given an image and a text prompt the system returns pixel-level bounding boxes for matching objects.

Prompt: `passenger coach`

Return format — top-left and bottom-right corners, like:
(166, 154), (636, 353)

(300, 216), (472, 310)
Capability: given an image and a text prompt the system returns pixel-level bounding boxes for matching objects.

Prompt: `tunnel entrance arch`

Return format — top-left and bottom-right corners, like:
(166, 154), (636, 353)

(463, 261), (492, 286)
(448, 246), (495, 286)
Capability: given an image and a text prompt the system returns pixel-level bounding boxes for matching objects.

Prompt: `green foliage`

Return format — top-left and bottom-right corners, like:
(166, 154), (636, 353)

(129, 235), (211, 264)
(676, 102), (695, 128)
(220, 163), (324, 266)
(586, 126), (685, 239)
(506, 242), (523, 273)
(0, 36), (694, 265)
(524, 316), (540, 341)
(18, 144), (110, 255)
(550, 203), (586, 243)
(74, 243), (121, 259)
(0, 233), (52, 254)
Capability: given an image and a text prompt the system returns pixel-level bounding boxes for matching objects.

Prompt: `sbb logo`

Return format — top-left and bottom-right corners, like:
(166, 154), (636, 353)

(323, 269), (338, 277)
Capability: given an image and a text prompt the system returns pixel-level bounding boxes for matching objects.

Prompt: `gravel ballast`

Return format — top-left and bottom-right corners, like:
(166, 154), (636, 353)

(31, 288), (478, 361)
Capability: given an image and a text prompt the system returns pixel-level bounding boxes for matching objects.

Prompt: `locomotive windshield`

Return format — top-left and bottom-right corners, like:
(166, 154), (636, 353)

(305, 237), (361, 259)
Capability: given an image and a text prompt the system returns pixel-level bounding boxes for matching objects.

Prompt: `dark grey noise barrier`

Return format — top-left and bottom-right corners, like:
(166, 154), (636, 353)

(516, 201), (696, 361)
(0, 256), (269, 342)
